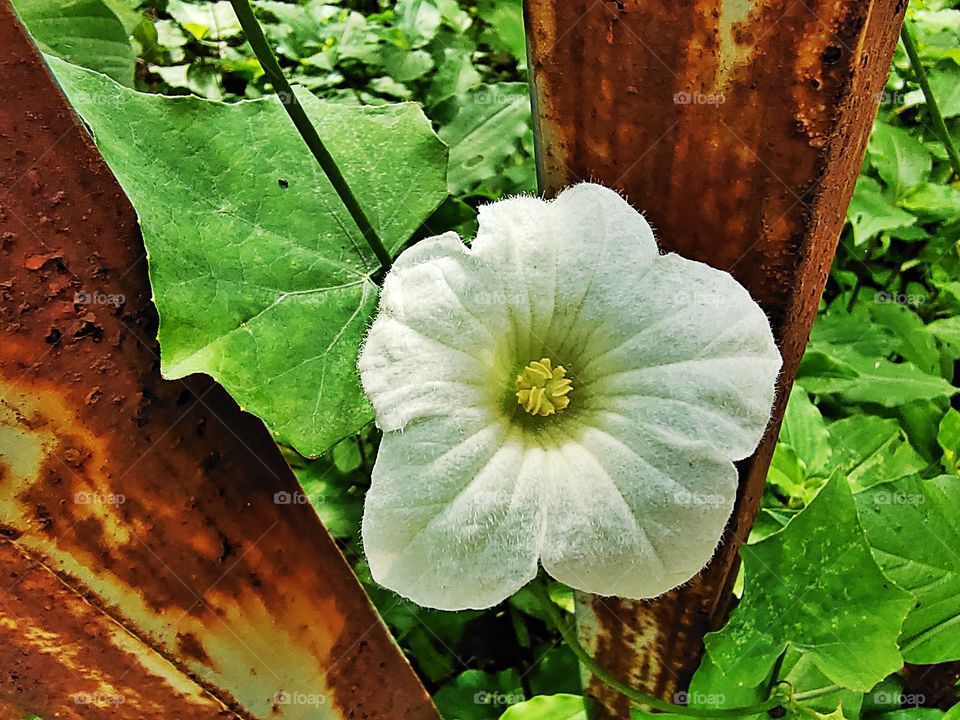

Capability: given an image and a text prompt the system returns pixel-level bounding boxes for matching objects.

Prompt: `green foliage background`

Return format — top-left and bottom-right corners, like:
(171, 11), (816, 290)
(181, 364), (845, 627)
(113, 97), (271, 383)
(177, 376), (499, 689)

(12, 0), (960, 717)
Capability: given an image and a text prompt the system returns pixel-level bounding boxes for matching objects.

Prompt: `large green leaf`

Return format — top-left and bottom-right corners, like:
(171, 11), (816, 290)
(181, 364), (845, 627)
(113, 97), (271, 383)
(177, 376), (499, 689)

(705, 476), (912, 691)
(12, 0), (135, 84)
(48, 57), (448, 456)
(856, 475), (960, 664)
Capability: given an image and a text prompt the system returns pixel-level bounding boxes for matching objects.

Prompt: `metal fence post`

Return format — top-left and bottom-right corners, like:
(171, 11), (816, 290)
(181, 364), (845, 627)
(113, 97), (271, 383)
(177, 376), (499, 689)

(0, 5), (439, 717)
(524, 1), (907, 715)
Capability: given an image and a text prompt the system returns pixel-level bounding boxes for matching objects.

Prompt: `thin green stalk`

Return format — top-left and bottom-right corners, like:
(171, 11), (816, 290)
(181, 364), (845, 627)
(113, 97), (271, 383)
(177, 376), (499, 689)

(227, 0), (393, 273)
(793, 685), (843, 702)
(529, 578), (788, 718)
(901, 21), (960, 181)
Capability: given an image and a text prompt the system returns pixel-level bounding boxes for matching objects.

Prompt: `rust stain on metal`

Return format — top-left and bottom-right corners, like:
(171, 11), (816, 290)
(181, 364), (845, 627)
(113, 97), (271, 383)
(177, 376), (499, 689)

(0, 4), (438, 718)
(525, 0), (906, 715)
(0, 539), (233, 719)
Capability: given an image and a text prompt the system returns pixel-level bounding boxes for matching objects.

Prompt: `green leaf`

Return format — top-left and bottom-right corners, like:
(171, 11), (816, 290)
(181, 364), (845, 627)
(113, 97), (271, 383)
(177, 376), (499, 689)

(828, 416), (926, 492)
(167, 0), (241, 41)
(871, 711), (946, 720)
(525, 645), (580, 697)
(434, 82), (533, 195)
(434, 669), (525, 720)
(846, 176), (916, 246)
(797, 345), (956, 407)
(928, 316), (960, 357)
(684, 652), (767, 720)
(12, 0), (135, 85)
(477, 0), (527, 67)
(938, 408), (960, 473)
(777, 648), (862, 718)
(869, 302), (940, 375)
(867, 121), (931, 197)
(926, 61), (960, 118)
(704, 476), (912, 692)
(778, 385), (831, 477)
(900, 183), (960, 223)
(48, 57), (447, 457)
(285, 447), (364, 538)
(499, 695), (588, 720)
(856, 475), (960, 664)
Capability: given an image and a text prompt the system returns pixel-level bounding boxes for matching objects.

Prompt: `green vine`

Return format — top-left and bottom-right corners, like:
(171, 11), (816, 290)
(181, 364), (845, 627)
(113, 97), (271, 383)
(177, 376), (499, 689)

(901, 20), (960, 181)
(227, 0), (394, 273)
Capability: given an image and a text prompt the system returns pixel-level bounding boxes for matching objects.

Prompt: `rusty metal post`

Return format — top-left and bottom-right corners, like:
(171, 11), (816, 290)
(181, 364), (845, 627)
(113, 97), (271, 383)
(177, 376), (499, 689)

(524, 0), (907, 716)
(0, 4), (439, 718)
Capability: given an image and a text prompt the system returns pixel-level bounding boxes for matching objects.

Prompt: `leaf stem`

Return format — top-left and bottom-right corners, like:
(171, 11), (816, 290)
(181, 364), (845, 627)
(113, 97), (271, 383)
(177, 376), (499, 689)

(793, 685), (843, 702)
(528, 577), (788, 718)
(227, 0), (394, 273)
(900, 21), (960, 181)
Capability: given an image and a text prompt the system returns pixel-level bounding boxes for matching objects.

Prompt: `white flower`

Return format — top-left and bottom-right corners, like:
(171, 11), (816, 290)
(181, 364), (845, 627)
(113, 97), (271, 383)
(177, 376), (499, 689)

(358, 183), (781, 611)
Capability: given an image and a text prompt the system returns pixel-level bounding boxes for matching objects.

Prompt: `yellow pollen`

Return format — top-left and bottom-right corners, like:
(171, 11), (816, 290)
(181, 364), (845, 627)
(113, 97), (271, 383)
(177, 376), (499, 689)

(515, 358), (573, 417)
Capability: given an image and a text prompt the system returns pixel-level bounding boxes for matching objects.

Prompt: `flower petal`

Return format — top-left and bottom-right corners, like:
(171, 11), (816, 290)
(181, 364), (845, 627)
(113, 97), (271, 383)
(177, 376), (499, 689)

(361, 411), (545, 610)
(470, 183), (658, 362)
(541, 415), (737, 599)
(359, 232), (512, 431)
(579, 253), (781, 460)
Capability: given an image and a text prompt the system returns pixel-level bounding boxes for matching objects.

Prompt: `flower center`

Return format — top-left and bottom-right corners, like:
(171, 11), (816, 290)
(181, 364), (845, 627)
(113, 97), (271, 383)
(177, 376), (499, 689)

(515, 358), (573, 417)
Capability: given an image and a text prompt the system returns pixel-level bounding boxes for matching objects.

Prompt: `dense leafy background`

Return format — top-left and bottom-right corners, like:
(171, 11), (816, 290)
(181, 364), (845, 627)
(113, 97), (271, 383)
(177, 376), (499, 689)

(14, 0), (960, 717)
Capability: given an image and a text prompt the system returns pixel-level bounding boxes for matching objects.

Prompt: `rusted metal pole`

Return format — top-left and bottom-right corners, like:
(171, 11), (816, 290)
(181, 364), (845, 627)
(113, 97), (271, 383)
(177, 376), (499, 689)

(524, 0), (907, 716)
(0, 5), (439, 718)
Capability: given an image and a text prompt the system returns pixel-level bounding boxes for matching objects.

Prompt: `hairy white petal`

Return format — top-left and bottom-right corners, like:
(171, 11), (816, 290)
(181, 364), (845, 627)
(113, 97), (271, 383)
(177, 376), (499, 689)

(361, 412), (544, 611)
(359, 232), (511, 431)
(578, 253), (781, 460)
(541, 416), (737, 599)
(471, 183), (658, 361)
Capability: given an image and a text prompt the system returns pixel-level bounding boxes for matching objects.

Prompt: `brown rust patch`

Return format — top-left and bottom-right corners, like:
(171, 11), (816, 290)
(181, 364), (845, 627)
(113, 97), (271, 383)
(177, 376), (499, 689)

(525, 0), (907, 714)
(0, 539), (231, 719)
(0, 3), (438, 718)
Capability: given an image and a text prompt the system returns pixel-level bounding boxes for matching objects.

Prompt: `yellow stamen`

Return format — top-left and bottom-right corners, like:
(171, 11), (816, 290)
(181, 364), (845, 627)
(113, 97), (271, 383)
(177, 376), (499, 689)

(515, 358), (572, 417)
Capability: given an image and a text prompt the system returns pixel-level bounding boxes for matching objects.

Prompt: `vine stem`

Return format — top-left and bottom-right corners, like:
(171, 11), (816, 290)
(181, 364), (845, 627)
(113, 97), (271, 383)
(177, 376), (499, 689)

(227, 0), (394, 273)
(900, 20), (960, 181)
(529, 577), (788, 718)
